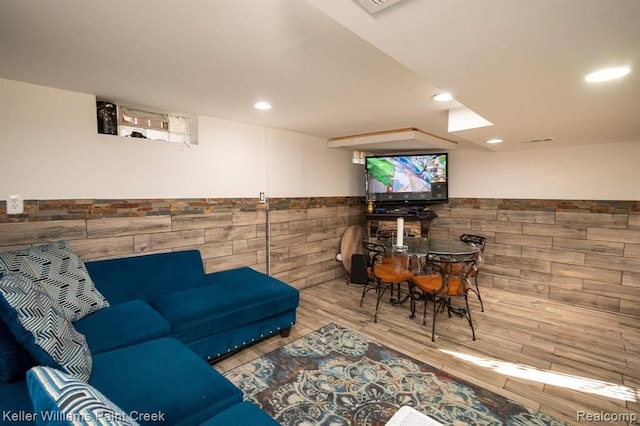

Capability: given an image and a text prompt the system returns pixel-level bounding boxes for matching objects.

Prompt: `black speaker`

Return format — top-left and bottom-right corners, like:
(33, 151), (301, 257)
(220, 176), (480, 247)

(96, 100), (117, 135)
(350, 254), (368, 285)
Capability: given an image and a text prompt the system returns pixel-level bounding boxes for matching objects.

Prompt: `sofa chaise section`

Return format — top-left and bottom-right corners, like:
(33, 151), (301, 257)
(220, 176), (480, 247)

(86, 250), (300, 361)
(153, 266), (300, 359)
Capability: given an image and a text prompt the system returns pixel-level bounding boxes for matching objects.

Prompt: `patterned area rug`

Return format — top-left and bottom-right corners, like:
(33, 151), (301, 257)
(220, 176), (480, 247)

(224, 323), (568, 425)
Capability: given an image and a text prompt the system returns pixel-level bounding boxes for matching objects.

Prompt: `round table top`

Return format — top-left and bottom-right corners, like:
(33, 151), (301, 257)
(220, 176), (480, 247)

(380, 237), (479, 256)
(340, 225), (364, 273)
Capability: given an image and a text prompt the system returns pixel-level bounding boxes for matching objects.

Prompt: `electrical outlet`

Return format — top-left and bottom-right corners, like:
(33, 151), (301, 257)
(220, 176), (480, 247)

(7, 195), (24, 215)
(259, 192), (266, 203)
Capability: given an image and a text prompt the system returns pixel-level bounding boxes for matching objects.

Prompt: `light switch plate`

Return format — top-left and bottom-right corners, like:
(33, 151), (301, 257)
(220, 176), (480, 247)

(7, 195), (24, 215)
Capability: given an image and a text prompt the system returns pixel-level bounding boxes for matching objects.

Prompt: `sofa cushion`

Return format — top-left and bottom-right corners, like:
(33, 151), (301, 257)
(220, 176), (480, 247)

(27, 366), (138, 426)
(204, 266), (271, 286)
(152, 270), (299, 343)
(0, 241), (109, 322)
(85, 250), (206, 305)
(0, 379), (34, 422)
(74, 300), (171, 354)
(90, 338), (243, 426)
(0, 272), (92, 382)
(196, 402), (279, 426)
(0, 317), (36, 384)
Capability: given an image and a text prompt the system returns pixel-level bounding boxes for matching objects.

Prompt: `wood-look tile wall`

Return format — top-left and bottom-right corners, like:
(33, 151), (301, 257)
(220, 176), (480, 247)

(2, 197), (638, 317)
(429, 199), (640, 317)
(0, 197), (365, 290)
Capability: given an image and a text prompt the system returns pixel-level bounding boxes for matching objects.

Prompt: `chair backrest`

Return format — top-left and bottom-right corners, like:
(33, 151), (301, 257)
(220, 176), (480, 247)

(361, 239), (386, 268)
(460, 234), (487, 251)
(460, 234), (486, 266)
(426, 251), (479, 295)
(362, 239), (409, 275)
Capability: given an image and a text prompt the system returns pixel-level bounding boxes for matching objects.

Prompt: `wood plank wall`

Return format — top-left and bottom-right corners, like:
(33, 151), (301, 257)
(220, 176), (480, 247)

(1, 197), (638, 317)
(429, 199), (640, 317)
(0, 198), (364, 290)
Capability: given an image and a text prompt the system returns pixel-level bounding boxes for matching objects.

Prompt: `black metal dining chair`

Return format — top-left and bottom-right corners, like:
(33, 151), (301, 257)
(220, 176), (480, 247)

(460, 234), (487, 311)
(360, 239), (413, 323)
(411, 251), (479, 342)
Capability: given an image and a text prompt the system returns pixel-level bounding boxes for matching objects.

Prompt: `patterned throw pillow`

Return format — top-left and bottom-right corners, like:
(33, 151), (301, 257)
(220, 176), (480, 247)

(0, 241), (109, 322)
(0, 272), (92, 381)
(27, 366), (139, 426)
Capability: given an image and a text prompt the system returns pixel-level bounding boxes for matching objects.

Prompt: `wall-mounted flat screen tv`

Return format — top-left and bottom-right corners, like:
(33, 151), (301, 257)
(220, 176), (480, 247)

(365, 153), (448, 204)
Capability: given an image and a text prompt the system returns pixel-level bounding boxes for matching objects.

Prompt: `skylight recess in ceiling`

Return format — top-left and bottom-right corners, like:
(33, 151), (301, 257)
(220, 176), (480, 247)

(447, 107), (493, 132)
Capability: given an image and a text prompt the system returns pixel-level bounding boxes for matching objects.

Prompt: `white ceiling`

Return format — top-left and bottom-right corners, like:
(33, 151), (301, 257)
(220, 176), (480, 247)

(0, 0), (638, 152)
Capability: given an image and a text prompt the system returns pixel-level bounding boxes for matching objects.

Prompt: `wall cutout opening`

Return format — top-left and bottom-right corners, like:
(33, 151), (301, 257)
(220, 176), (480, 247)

(96, 100), (198, 145)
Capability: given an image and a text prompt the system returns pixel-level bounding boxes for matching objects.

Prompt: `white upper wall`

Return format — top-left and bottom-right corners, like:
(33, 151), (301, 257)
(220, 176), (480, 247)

(1, 78), (638, 201)
(449, 143), (640, 200)
(0, 78), (361, 199)
(265, 127), (363, 198)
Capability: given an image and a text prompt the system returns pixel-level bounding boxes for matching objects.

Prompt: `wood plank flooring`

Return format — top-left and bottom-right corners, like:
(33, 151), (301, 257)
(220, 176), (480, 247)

(215, 278), (640, 425)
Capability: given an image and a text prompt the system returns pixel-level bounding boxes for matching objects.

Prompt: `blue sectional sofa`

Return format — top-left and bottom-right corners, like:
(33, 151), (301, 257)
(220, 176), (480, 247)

(0, 242), (299, 425)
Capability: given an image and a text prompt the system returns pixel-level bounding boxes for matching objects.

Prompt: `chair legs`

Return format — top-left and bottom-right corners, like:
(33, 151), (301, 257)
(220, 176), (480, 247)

(431, 298), (438, 342)
(373, 284), (392, 323)
(363, 280), (414, 323)
(465, 295), (476, 341)
(360, 279), (389, 323)
(360, 278), (377, 307)
(418, 294), (476, 342)
(412, 293), (437, 342)
(467, 275), (484, 312)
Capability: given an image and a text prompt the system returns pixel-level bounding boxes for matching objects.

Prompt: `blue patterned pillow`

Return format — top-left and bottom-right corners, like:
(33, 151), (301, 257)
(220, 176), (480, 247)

(0, 241), (109, 322)
(27, 366), (139, 426)
(0, 272), (92, 381)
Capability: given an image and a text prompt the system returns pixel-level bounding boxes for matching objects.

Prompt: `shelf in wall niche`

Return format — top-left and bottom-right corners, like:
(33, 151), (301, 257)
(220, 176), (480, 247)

(365, 211), (437, 240)
(327, 128), (458, 153)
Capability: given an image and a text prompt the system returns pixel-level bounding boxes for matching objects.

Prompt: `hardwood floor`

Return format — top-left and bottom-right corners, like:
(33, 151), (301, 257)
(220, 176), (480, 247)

(215, 278), (640, 425)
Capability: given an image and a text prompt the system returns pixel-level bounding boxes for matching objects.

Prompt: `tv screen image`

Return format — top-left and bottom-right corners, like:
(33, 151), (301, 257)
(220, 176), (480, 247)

(366, 153), (448, 204)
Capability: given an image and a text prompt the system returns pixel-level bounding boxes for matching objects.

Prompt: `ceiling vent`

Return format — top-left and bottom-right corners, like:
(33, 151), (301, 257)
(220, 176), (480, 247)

(354, 0), (406, 14)
(518, 137), (554, 144)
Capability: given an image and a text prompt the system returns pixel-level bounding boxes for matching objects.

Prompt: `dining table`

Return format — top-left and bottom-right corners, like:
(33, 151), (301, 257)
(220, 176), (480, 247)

(379, 236), (480, 257)
(376, 236), (481, 316)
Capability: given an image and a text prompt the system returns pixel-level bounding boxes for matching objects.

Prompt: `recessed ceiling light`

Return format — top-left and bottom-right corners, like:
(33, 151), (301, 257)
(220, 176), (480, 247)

(585, 66), (631, 83)
(254, 101), (272, 110)
(432, 92), (454, 102)
(486, 138), (503, 144)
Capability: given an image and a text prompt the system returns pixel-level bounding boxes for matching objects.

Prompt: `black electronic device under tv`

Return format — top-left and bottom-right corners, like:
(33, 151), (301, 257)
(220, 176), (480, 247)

(365, 153), (448, 204)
